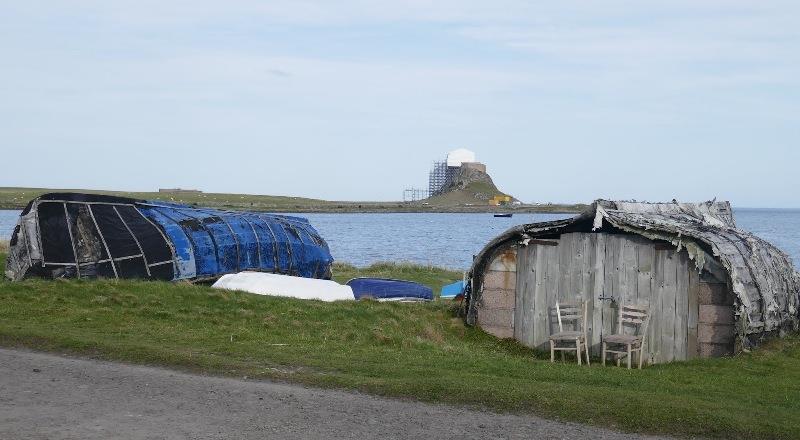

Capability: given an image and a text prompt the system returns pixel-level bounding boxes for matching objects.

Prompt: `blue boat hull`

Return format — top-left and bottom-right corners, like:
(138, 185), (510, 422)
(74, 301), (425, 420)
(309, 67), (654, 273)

(346, 278), (433, 301)
(440, 280), (465, 298)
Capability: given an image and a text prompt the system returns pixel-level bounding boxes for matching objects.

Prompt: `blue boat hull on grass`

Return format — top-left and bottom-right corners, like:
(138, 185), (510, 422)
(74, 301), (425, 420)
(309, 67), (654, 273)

(346, 278), (433, 301)
(440, 280), (465, 298)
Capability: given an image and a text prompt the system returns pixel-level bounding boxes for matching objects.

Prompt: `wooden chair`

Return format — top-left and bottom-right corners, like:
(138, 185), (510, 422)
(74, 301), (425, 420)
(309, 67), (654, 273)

(548, 300), (590, 365)
(602, 304), (650, 369)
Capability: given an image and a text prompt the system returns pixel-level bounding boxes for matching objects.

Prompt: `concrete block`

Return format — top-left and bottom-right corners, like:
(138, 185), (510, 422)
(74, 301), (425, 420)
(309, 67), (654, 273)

(698, 282), (733, 306)
(477, 308), (514, 328)
(699, 342), (734, 358)
(698, 323), (734, 344)
(483, 270), (516, 291)
(480, 289), (515, 309)
(481, 325), (514, 339)
(488, 249), (517, 272)
(699, 305), (734, 325)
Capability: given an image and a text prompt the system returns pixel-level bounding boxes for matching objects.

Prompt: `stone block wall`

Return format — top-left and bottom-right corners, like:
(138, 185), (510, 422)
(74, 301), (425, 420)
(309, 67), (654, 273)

(697, 281), (735, 357)
(476, 247), (517, 339)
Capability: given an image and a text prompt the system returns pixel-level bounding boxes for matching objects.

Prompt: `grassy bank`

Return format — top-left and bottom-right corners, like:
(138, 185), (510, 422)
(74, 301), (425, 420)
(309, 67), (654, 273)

(0, 255), (798, 439)
(0, 187), (586, 213)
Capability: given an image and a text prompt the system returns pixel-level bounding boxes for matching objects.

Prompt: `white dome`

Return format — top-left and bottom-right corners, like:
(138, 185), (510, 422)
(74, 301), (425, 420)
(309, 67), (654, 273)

(446, 148), (476, 167)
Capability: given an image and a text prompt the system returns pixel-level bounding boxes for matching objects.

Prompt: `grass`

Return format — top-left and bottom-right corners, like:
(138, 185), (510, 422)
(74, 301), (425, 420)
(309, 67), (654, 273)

(0, 186), (586, 213)
(0, 254), (798, 439)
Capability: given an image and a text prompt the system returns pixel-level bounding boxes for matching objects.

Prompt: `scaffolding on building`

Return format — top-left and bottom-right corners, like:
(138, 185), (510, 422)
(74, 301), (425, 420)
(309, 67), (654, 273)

(428, 160), (448, 196)
(405, 150), (478, 201)
(403, 188), (430, 202)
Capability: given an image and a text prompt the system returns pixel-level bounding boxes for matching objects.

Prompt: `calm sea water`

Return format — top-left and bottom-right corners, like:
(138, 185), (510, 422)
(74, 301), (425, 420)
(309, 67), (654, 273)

(2, 209), (798, 270)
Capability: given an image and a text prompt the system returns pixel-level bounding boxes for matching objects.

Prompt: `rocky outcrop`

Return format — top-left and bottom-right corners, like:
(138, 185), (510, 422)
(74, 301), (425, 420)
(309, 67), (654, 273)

(442, 166), (495, 193)
(440, 166), (516, 202)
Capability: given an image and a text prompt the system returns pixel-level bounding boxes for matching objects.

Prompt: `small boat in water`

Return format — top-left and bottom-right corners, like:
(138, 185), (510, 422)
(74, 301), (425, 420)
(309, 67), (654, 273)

(493, 213), (513, 218)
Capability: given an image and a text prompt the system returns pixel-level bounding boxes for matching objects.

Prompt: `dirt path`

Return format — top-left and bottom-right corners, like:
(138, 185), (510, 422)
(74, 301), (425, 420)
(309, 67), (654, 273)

(0, 348), (668, 440)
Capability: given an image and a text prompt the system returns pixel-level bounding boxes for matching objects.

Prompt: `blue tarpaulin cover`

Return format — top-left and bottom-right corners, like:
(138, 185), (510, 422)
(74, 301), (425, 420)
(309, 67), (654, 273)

(346, 277), (433, 301)
(138, 203), (332, 280)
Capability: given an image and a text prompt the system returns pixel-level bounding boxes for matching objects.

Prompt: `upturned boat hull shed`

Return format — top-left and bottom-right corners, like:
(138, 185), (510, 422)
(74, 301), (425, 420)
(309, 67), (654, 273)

(464, 200), (800, 364)
(4, 193), (333, 282)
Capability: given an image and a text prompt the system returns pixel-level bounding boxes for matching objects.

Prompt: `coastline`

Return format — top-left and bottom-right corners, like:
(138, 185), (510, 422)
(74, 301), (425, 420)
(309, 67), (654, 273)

(0, 187), (586, 214)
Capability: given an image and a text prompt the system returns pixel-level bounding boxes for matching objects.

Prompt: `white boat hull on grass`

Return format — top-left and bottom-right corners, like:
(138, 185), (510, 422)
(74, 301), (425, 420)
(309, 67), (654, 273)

(212, 272), (355, 302)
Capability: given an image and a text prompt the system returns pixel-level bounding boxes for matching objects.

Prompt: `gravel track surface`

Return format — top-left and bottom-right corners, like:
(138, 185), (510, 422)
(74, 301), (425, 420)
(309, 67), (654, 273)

(0, 348), (669, 439)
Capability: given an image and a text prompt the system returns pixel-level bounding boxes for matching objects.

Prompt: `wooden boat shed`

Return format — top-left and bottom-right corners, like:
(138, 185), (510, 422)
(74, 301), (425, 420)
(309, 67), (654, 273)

(464, 200), (800, 364)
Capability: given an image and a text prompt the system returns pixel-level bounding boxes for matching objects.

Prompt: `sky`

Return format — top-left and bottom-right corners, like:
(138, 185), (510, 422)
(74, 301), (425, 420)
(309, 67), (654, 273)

(1, 1), (798, 207)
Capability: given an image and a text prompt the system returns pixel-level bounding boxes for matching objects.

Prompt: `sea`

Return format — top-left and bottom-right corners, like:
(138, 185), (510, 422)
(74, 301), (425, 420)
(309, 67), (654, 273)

(1, 209), (798, 270)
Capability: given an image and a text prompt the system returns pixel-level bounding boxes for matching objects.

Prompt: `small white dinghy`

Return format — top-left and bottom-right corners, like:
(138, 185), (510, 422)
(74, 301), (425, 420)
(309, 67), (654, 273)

(212, 272), (355, 302)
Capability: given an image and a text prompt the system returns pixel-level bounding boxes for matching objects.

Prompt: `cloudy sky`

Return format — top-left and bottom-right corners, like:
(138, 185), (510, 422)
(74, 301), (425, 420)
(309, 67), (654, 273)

(1, 1), (798, 207)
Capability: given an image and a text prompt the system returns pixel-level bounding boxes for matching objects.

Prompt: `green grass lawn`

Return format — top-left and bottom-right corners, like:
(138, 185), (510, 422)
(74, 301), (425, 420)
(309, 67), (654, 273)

(1, 254), (798, 439)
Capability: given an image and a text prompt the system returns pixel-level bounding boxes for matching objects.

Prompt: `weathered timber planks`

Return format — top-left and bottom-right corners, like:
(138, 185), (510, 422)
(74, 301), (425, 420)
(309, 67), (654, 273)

(507, 232), (697, 363)
(513, 245), (528, 342)
(687, 268), (700, 359)
(660, 248), (678, 362)
(649, 249), (665, 363)
(602, 235), (621, 345)
(590, 234), (606, 355)
(674, 250), (689, 360)
(621, 236), (639, 305)
(637, 241), (654, 308)
(541, 243), (560, 347)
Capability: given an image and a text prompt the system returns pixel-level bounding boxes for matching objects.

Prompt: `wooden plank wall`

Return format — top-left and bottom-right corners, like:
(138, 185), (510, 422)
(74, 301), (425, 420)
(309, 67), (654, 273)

(513, 232), (695, 363)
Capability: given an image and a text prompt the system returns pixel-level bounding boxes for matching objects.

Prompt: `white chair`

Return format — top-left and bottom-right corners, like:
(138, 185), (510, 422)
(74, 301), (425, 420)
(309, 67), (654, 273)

(602, 304), (650, 369)
(548, 300), (590, 365)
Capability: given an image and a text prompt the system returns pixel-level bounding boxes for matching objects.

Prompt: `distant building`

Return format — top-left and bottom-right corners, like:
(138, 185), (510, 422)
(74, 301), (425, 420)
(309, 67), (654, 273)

(446, 148), (476, 167)
(461, 162), (486, 173)
(158, 188), (202, 194)
(428, 149), (486, 196)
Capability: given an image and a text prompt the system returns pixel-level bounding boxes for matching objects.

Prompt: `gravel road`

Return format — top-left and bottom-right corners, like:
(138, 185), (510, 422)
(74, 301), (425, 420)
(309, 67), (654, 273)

(0, 348), (669, 440)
